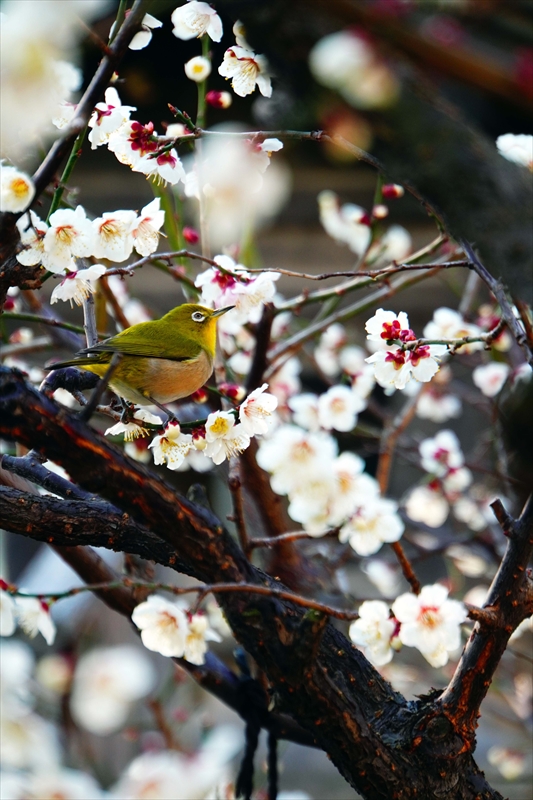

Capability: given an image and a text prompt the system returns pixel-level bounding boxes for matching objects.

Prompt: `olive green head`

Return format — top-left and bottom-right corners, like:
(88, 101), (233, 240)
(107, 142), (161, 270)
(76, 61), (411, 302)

(163, 303), (234, 357)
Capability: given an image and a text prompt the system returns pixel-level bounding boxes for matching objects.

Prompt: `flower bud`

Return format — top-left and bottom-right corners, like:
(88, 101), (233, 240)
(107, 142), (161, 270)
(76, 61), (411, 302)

(219, 382), (246, 402)
(190, 387), (209, 404)
(182, 226), (199, 244)
(206, 90), (232, 109)
(184, 56), (211, 83)
(372, 204), (389, 220)
(382, 183), (405, 200)
(192, 427), (207, 450)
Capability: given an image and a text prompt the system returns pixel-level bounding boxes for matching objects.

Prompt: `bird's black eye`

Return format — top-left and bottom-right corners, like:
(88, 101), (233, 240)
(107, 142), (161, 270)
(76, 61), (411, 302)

(192, 311), (206, 322)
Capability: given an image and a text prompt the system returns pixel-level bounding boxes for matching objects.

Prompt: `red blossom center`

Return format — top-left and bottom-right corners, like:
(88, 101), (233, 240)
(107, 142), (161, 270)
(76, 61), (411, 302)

(409, 345), (431, 366)
(385, 350), (407, 369)
(212, 270), (237, 290)
(129, 121), (158, 156)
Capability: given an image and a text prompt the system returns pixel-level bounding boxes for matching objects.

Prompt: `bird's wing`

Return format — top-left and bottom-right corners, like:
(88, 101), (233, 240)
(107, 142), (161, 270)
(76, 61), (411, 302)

(79, 321), (202, 362)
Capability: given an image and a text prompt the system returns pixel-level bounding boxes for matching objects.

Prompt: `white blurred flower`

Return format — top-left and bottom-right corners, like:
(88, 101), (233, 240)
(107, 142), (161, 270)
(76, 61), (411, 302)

(0, 590), (16, 637)
(349, 600), (396, 665)
(88, 87), (136, 149)
(329, 452), (379, 525)
(313, 322), (346, 377)
(0, 164), (35, 213)
(132, 595), (189, 658)
(419, 430), (464, 479)
(0, 639), (34, 713)
(52, 99), (78, 130)
(339, 497), (404, 556)
(309, 30), (398, 109)
(370, 225), (411, 264)
(509, 615), (533, 643)
(149, 422), (194, 470)
(268, 357), (301, 405)
(185, 55), (212, 83)
(446, 544), (488, 578)
(239, 383), (278, 436)
(50, 265), (106, 306)
(206, 600), (232, 639)
(129, 13), (163, 50)
(132, 197), (166, 257)
(416, 390), (461, 422)
(289, 393), (320, 431)
(487, 746), (527, 780)
(405, 484), (449, 528)
(204, 411), (251, 465)
(184, 613), (222, 665)
(92, 209), (136, 261)
(15, 211), (49, 267)
(339, 345), (376, 399)
(71, 645), (156, 735)
(35, 653), (72, 695)
(106, 409), (163, 442)
(392, 584), (467, 667)
(0, 710), (61, 770)
(496, 133), (533, 171)
(423, 307), (483, 354)
(171, 1), (223, 43)
(23, 768), (105, 800)
(318, 191), (371, 257)
(43, 205), (95, 273)
(219, 46), (272, 98)
(317, 384), (365, 432)
(362, 559), (402, 596)
(14, 597), (56, 645)
(254, 138), (284, 172)
(472, 362), (510, 397)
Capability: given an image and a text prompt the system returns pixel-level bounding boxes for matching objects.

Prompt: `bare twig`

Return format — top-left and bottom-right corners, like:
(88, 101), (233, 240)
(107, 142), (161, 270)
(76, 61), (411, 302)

(229, 459), (251, 559)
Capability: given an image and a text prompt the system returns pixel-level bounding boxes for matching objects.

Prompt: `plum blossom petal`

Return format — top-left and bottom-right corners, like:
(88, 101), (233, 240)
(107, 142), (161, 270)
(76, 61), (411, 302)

(92, 209), (137, 261)
(496, 133), (533, 170)
(349, 601), (396, 666)
(50, 265), (106, 307)
(218, 45), (272, 98)
(16, 211), (49, 267)
(14, 597), (56, 645)
(149, 422), (194, 470)
(88, 87), (136, 149)
(239, 384), (278, 436)
(472, 362), (510, 397)
(132, 197), (166, 256)
(204, 411), (251, 464)
(129, 13), (163, 50)
(171, 1), (223, 42)
(132, 595), (188, 658)
(184, 614), (222, 665)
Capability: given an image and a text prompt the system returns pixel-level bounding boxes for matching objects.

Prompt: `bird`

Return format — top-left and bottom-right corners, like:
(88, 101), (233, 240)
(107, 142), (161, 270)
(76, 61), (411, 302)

(48, 303), (234, 415)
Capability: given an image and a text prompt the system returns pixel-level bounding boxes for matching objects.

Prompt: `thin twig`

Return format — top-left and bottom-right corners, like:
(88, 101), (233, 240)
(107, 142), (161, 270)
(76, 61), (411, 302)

(229, 459), (251, 559)
(78, 353), (122, 423)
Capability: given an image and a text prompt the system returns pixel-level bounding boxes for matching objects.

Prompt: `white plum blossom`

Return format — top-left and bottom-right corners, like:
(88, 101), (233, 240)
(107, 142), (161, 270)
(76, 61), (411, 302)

(313, 322), (346, 377)
(1, 709), (61, 771)
(472, 362), (510, 397)
(108, 121), (185, 185)
(70, 645), (156, 735)
(184, 613), (222, 665)
(149, 422), (194, 470)
(171, 1), (223, 42)
(129, 13), (163, 50)
(132, 197), (166, 256)
(204, 411), (251, 465)
(370, 225), (412, 264)
(339, 497), (404, 556)
(0, 639), (34, 714)
(416, 389), (462, 423)
(15, 211), (49, 267)
(50, 264), (107, 306)
(19, 768), (105, 800)
(52, 100), (78, 130)
(328, 452), (379, 525)
(219, 45), (272, 98)
(339, 345), (376, 399)
(43, 205), (95, 273)
(132, 595), (189, 658)
(239, 384), (278, 435)
(254, 138), (284, 172)
(317, 384), (366, 432)
(366, 344), (445, 391)
(496, 133), (533, 170)
(392, 583), (467, 667)
(268, 357), (301, 405)
(88, 87), (136, 149)
(106, 409), (163, 442)
(405, 484), (450, 528)
(487, 746), (527, 781)
(14, 596), (56, 645)
(0, 163), (35, 212)
(184, 55), (212, 82)
(92, 209), (137, 261)
(349, 600), (396, 666)
(365, 308), (411, 349)
(318, 190), (371, 257)
(0, 589), (16, 636)
(423, 307), (483, 354)
(289, 393), (320, 431)
(419, 430), (465, 477)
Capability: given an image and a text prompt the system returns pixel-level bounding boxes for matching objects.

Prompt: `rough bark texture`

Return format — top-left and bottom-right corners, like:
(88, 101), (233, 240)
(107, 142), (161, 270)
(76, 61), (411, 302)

(2, 366), (530, 798)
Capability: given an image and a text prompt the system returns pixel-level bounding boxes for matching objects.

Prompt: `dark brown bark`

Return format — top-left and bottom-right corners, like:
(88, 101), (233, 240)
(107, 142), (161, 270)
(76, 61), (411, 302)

(1, 366), (525, 798)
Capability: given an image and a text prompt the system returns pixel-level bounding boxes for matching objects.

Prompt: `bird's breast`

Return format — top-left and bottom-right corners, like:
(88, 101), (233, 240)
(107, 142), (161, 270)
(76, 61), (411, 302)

(143, 350), (214, 404)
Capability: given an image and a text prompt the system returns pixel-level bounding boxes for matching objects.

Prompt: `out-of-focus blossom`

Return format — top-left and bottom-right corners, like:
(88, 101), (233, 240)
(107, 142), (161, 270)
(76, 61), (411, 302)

(423, 307), (483, 353)
(329, 452), (379, 525)
(0, 589), (16, 637)
(0, 164), (35, 213)
(43, 206), (95, 273)
(35, 653), (73, 695)
(349, 600), (396, 665)
(339, 497), (404, 556)
(70, 645), (156, 735)
(314, 323), (347, 377)
(14, 597), (56, 645)
(129, 13), (163, 50)
(446, 544), (489, 578)
(318, 191), (371, 258)
(149, 422), (194, 470)
(254, 138), (284, 172)
(487, 746), (527, 781)
(206, 90), (233, 109)
(0, 710), (61, 770)
(496, 133), (533, 171)
(309, 30), (399, 109)
(92, 209), (136, 261)
(171, 2), (223, 43)
(106, 409), (163, 442)
(369, 224), (411, 264)
(419, 430), (464, 476)
(362, 559), (402, 596)
(339, 345), (376, 400)
(289, 393), (320, 431)
(392, 583), (467, 667)
(132, 197), (166, 257)
(268, 357), (301, 406)
(0, 639), (34, 714)
(509, 615), (533, 643)
(405, 483), (450, 528)
(88, 87), (136, 149)
(204, 411), (251, 465)
(472, 362), (510, 397)
(184, 614), (222, 665)
(239, 384), (278, 436)
(219, 46), (272, 98)
(50, 265), (106, 306)
(317, 384), (366, 431)
(19, 768), (105, 800)
(185, 56), (212, 83)
(416, 389), (462, 422)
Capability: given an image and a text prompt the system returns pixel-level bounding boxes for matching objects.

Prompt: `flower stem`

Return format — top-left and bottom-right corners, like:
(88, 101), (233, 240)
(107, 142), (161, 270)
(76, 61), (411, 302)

(196, 35), (210, 129)
(46, 128), (87, 223)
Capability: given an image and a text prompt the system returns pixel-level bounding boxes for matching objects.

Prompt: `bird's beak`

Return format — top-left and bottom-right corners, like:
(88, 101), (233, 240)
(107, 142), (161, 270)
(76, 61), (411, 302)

(212, 305), (235, 317)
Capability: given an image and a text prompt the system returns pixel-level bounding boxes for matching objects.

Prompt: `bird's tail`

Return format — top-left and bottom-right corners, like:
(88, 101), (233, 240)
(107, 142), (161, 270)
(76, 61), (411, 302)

(45, 357), (102, 371)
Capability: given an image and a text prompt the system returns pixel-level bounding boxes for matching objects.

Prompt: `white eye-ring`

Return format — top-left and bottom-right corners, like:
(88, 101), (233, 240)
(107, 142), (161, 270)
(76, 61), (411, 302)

(192, 311), (206, 322)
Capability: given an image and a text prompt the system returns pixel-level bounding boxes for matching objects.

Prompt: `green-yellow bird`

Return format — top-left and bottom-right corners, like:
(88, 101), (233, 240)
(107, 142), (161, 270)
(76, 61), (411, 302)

(49, 303), (234, 411)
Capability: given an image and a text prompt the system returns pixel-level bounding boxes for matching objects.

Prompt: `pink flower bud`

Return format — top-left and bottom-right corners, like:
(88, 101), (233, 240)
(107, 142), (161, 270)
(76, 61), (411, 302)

(206, 90), (232, 109)
(190, 387), (209, 404)
(219, 382), (246, 402)
(372, 204), (389, 219)
(382, 183), (405, 199)
(182, 226), (199, 244)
